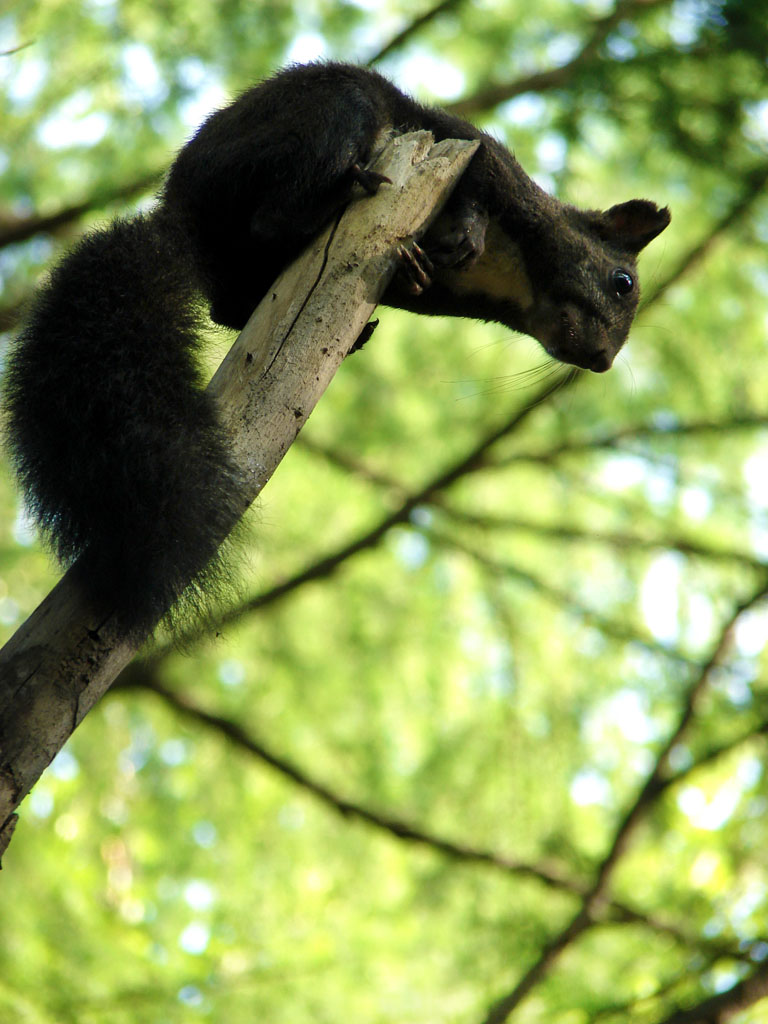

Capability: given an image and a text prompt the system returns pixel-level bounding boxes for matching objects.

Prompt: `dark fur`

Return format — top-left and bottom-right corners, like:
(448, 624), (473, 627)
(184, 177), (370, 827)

(3, 61), (669, 635)
(3, 214), (245, 634)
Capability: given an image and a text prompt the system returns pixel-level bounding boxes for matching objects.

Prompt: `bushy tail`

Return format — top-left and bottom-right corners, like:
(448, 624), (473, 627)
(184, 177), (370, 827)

(3, 213), (245, 635)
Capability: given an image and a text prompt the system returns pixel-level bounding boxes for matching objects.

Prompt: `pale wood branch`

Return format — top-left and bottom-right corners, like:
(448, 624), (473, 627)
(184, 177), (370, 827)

(0, 132), (479, 862)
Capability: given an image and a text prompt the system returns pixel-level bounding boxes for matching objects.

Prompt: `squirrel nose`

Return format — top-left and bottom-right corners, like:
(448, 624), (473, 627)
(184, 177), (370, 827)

(585, 348), (615, 373)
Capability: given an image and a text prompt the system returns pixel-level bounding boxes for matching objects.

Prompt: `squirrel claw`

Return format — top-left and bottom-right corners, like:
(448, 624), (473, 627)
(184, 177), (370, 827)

(351, 163), (392, 195)
(396, 242), (433, 296)
(348, 318), (379, 355)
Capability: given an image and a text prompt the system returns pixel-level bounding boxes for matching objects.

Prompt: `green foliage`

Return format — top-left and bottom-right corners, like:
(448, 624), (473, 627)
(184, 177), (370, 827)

(2, 0), (768, 1021)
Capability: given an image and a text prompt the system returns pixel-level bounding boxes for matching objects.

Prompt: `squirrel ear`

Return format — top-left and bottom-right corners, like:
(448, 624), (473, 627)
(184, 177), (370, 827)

(601, 200), (671, 252)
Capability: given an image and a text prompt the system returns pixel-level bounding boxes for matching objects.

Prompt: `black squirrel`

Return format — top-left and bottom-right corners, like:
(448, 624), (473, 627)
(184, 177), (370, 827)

(2, 61), (670, 635)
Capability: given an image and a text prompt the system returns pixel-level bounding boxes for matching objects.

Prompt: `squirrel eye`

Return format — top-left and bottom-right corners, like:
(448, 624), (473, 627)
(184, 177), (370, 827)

(612, 268), (634, 296)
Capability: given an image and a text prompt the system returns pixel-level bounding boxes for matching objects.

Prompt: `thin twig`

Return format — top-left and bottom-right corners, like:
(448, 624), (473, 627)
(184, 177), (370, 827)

(366, 0), (465, 64)
(655, 959), (768, 1023)
(115, 666), (765, 970)
(447, 0), (675, 117)
(478, 581), (768, 1024)
(0, 171), (161, 249)
(641, 161), (768, 310)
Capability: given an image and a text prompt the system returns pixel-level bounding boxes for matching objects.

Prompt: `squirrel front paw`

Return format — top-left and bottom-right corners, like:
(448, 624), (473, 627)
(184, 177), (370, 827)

(425, 203), (488, 269)
(396, 242), (434, 296)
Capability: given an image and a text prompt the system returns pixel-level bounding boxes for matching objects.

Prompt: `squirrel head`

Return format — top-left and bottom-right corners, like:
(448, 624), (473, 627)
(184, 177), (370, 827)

(390, 189), (670, 374)
(520, 199), (671, 372)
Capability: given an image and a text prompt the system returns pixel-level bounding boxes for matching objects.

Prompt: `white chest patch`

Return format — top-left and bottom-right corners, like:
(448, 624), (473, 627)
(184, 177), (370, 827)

(438, 219), (535, 310)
